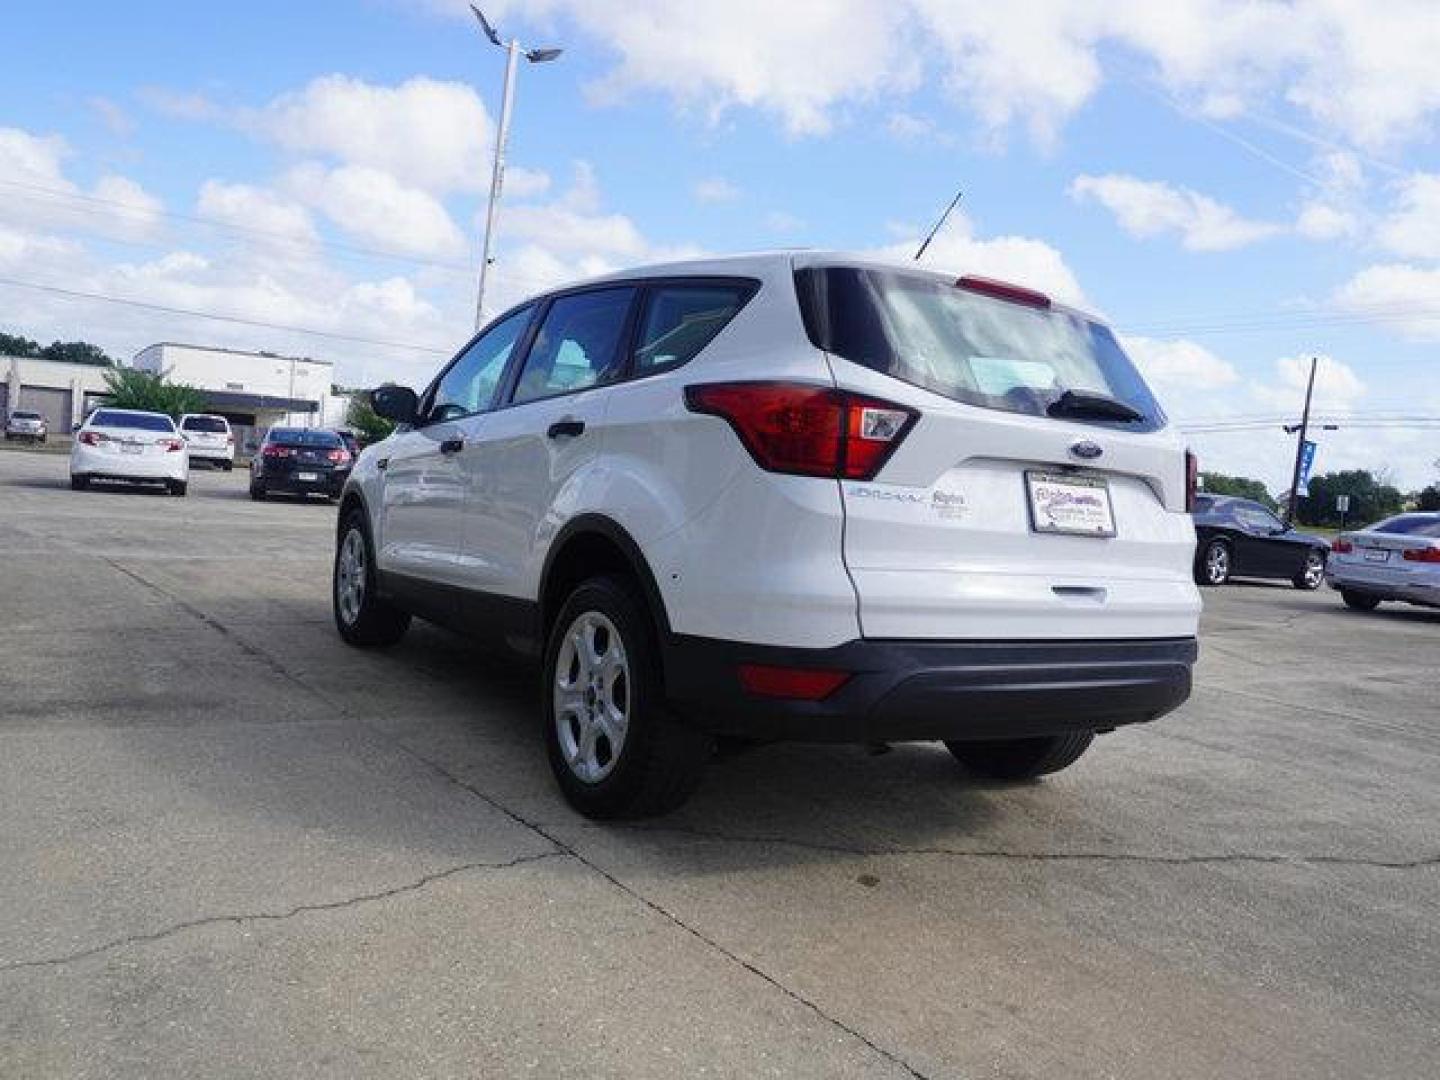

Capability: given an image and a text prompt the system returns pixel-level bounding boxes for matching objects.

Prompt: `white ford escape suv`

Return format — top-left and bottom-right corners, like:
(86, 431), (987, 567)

(334, 253), (1201, 818)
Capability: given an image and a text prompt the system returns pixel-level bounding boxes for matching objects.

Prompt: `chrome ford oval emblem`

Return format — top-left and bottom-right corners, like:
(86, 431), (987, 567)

(1070, 440), (1104, 460)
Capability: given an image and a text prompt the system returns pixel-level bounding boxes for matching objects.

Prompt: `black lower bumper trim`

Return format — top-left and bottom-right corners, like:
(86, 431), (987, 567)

(662, 635), (1197, 743)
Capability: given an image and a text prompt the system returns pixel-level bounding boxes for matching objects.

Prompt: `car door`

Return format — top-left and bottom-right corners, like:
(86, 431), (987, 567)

(1231, 502), (1291, 577)
(376, 304), (536, 592)
(456, 286), (638, 611)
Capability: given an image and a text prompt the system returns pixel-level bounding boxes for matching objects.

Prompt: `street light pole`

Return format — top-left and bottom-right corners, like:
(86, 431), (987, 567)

(475, 38), (519, 331)
(1284, 356), (1318, 525)
(469, 6), (562, 332)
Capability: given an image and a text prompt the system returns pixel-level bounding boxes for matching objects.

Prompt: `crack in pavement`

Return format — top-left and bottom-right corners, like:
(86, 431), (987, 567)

(89, 557), (932, 1079)
(556, 824), (1440, 871)
(0, 851), (562, 974)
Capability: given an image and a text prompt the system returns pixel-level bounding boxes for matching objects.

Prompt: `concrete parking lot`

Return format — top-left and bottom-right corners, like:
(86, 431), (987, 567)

(1, 447), (1436, 1079)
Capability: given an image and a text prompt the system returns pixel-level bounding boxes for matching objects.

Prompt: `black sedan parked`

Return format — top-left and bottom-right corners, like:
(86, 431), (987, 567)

(249, 427), (353, 501)
(1192, 495), (1329, 589)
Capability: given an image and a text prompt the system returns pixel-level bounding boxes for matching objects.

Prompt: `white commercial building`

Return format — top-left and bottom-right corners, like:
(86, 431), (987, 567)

(2, 356), (113, 435)
(133, 343), (351, 455)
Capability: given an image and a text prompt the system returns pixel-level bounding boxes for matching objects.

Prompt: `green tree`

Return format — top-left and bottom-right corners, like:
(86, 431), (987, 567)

(1297, 470), (1405, 528)
(101, 368), (207, 420)
(1, 332), (43, 358)
(1416, 485), (1440, 512)
(1199, 472), (1276, 509)
(40, 340), (112, 366)
(345, 387), (397, 445)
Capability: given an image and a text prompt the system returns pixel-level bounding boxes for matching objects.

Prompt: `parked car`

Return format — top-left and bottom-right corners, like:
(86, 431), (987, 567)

(70, 408), (188, 496)
(249, 427), (353, 500)
(4, 409), (48, 443)
(331, 253), (1201, 818)
(1326, 512), (1440, 611)
(1191, 495), (1328, 589)
(178, 413), (235, 470)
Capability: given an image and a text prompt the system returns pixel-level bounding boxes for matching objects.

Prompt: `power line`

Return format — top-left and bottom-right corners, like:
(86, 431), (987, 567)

(0, 277), (453, 356)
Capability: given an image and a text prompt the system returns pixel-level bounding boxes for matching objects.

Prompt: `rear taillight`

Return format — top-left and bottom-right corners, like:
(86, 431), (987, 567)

(1185, 450), (1199, 512)
(327, 449), (352, 464)
(684, 382), (917, 481)
(161, 438), (184, 452)
(1331, 539), (1353, 554)
(262, 444), (292, 458)
(78, 430), (104, 446)
(1403, 546), (1440, 563)
(737, 664), (850, 701)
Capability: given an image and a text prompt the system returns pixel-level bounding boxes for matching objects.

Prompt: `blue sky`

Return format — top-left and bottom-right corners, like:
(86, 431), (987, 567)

(4, 0), (1439, 489)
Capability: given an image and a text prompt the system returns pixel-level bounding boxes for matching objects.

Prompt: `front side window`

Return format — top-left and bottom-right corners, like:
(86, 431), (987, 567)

(428, 304), (535, 423)
(633, 284), (751, 375)
(511, 288), (635, 405)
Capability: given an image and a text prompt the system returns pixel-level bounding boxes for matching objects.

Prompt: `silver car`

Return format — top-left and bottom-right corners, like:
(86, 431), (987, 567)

(4, 409), (48, 443)
(1326, 512), (1440, 611)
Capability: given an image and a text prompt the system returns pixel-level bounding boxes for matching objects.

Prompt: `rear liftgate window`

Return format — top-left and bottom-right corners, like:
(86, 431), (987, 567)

(796, 266), (1165, 432)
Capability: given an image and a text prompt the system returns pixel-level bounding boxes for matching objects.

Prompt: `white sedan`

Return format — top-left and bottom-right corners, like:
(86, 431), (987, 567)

(1326, 512), (1440, 611)
(70, 408), (190, 496)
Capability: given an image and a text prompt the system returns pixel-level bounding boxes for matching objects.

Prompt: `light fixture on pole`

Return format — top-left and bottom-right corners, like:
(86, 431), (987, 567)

(470, 5), (562, 331)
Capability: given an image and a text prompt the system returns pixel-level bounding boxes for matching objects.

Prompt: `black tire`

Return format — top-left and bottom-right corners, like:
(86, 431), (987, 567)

(169, 480), (187, 497)
(1341, 590), (1381, 612)
(945, 733), (1095, 780)
(543, 575), (711, 819)
(333, 509), (411, 646)
(222, 461), (233, 472)
(70, 474), (88, 491)
(249, 480), (265, 501)
(1197, 538), (1231, 587)
(1292, 548), (1325, 590)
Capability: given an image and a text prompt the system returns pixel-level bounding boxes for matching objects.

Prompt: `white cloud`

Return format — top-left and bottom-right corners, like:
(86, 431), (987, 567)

(1375, 173), (1440, 259)
(138, 87), (223, 122)
(1121, 336), (1241, 411)
(196, 180), (319, 245)
(692, 177), (740, 204)
(282, 163), (468, 258)
(1333, 263), (1440, 341)
(248, 75), (495, 195)
(874, 212), (1087, 308)
(87, 97), (135, 138)
(1251, 354), (1366, 414)
(1071, 174), (1282, 251)
(886, 112), (936, 141)
(1295, 201), (1359, 240)
(425, 1), (1440, 150)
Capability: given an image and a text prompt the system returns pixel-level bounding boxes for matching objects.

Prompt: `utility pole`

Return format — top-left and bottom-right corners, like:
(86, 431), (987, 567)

(1284, 356), (1318, 525)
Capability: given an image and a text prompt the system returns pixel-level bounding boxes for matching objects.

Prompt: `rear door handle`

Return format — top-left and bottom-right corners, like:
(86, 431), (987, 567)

(440, 437), (464, 455)
(547, 419), (585, 439)
(376, 457), (390, 471)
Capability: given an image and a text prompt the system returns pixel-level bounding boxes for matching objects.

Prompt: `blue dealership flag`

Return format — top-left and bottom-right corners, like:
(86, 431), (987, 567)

(1297, 440), (1318, 497)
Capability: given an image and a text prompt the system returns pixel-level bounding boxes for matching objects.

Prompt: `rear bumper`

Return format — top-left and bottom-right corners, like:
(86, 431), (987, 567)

(662, 635), (1197, 743)
(71, 445), (186, 481)
(256, 467), (349, 494)
(1327, 569), (1440, 608)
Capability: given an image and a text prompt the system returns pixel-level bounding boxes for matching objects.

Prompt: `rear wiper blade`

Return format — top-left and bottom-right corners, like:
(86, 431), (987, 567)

(1046, 389), (1145, 423)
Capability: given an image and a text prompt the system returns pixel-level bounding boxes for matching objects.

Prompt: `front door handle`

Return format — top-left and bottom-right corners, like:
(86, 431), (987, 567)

(440, 437), (464, 455)
(547, 419), (585, 440)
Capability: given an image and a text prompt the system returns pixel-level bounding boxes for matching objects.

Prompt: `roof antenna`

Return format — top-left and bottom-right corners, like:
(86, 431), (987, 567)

(914, 188), (964, 261)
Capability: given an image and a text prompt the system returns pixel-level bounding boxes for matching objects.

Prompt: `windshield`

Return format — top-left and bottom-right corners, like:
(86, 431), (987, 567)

(796, 266), (1165, 432)
(268, 429), (341, 447)
(90, 410), (176, 432)
(182, 416), (228, 432)
(1373, 515), (1440, 537)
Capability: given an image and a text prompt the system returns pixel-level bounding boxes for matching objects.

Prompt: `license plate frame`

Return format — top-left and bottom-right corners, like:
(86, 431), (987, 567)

(1025, 471), (1117, 538)
(1364, 548), (1390, 563)
(295, 471), (319, 482)
(120, 442), (142, 455)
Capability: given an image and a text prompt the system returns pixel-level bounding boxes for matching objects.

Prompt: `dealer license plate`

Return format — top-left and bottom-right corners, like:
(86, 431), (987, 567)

(1025, 471), (1116, 537)
(1365, 548), (1390, 563)
(120, 442), (142, 455)
(296, 471), (319, 482)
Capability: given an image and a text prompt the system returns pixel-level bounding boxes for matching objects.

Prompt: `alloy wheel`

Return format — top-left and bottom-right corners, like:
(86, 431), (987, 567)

(336, 528), (367, 626)
(1205, 542), (1230, 584)
(1303, 551), (1325, 588)
(553, 611), (630, 783)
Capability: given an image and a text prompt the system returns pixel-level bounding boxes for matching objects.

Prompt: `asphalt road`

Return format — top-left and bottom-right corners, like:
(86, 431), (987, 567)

(1, 447), (1436, 1079)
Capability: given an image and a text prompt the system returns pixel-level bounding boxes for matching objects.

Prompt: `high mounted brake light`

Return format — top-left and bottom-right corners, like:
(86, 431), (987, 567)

(684, 382), (917, 481)
(955, 275), (1051, 309)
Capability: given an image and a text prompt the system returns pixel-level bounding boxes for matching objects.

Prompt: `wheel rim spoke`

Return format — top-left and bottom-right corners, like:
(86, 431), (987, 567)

(553, 610), (630, 784)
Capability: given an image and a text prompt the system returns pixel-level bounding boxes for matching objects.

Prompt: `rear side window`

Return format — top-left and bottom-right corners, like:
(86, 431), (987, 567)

(511, 288), (635, 405)
(1373, 515), (1440, 537)
(633, 284), (751, 375)
(796, 266), (1164, 432)
(91, 410), (175, 432)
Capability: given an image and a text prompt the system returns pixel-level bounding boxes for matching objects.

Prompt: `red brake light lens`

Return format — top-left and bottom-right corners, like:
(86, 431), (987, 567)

(1331, 539), (1353, 554)
(737, 664), (851, 701)
(327, 448), (352, 464)
(684, 382), (917, 481)
(1403, 546), (1440, 563)
(78, 430), (105, 446)
(955, 275), (1051, 309)
(262, 444), (292, 458)
(161, 438), (184, 452)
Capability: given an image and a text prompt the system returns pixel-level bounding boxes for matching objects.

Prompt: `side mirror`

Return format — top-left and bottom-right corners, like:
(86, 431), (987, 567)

(370, 385), (419, 425)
